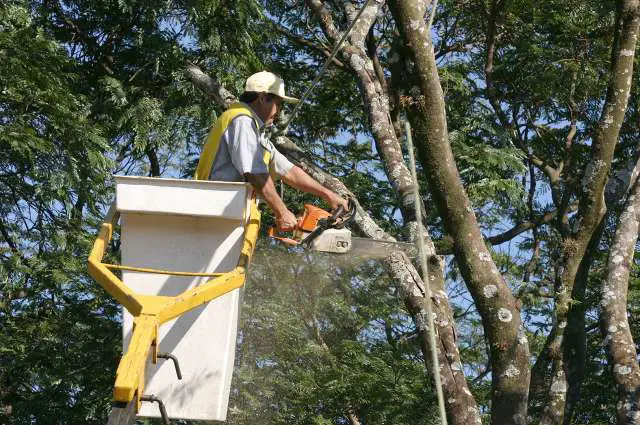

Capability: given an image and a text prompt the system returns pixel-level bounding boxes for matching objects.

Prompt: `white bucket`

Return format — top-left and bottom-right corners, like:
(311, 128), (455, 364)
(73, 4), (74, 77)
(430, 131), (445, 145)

(115, 176), (250, 422)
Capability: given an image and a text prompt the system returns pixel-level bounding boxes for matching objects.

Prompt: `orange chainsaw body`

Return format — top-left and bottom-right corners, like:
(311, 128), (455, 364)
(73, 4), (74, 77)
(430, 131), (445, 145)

(298, 204), (331, 231)
(269, 204), (331, 246)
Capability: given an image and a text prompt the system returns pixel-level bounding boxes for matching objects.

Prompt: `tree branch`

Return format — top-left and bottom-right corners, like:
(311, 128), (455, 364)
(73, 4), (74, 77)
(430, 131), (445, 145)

(272, 24), (345, 68)
(436, 204), (577, 255)
(184, 63), (237, 109)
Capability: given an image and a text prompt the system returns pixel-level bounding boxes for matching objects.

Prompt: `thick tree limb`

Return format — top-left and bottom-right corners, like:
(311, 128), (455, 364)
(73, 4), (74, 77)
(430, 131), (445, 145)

(343, 0), (382, 47)
(184, 63), (237, 109)
(600, 174), (640, 425)
(305, 0), (341, 42)
(390, 1), (531, 424)
(305, 0), (417, 219)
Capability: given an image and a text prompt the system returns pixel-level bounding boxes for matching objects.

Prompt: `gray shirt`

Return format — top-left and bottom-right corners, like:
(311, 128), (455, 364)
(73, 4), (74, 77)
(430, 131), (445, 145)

(208, 106), (294, 182)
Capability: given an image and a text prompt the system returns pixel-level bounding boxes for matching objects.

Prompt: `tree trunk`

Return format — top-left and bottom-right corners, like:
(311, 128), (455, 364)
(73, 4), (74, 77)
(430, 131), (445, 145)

(387, 251), (481, 425)
(538, 2), (640, 423)
(601, 174), (640, 425)
(390, 1), (531, 424)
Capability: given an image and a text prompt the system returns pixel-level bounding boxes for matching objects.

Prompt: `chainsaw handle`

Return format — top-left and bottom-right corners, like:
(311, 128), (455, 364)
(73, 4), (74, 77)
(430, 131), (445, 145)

(329, 197), (356, 228)
(330, 205), (345, 221)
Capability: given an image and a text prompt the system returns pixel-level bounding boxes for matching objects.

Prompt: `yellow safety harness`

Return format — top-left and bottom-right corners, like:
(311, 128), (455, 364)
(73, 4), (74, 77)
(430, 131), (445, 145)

(194, 102), (272, 181)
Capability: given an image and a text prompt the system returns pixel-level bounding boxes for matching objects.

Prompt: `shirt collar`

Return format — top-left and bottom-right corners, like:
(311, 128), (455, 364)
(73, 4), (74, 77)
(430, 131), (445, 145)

(240, 102), (265, 129)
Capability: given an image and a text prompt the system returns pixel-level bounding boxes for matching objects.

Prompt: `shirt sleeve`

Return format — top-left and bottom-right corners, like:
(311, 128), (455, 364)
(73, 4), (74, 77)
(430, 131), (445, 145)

(269, 144), (295, 177)
(225, 115), (269, 176)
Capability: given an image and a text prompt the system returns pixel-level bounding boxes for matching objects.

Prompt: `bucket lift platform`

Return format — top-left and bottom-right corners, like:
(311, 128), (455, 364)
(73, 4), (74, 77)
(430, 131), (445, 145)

(88, 176), (261, 424)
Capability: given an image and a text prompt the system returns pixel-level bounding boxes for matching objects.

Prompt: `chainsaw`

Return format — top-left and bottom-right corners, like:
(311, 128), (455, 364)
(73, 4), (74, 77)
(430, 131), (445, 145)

(268, 199), (417, 258)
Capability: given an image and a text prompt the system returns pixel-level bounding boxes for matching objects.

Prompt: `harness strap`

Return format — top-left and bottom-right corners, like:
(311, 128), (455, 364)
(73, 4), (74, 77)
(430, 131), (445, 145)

(194, 102), (271, 180)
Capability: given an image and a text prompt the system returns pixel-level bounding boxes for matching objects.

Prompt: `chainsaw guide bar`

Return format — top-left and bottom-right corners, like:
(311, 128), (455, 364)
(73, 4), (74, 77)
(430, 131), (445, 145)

(349, 237), (417, 258)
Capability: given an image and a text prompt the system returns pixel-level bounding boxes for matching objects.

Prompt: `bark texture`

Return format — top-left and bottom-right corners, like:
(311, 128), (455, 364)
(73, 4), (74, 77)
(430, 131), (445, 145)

(391, 1), (531, 424)
(184, 63), (237, 109)
(537, 2), (640, 423)
(305, 0), (417, 215)
(601, 174), (640, 425)
(387, 251), (480, 425)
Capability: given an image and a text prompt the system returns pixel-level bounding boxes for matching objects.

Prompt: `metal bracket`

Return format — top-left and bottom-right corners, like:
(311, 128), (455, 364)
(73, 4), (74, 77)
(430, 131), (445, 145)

(141, 394), (170, 425)
(157, 352), (183, 380)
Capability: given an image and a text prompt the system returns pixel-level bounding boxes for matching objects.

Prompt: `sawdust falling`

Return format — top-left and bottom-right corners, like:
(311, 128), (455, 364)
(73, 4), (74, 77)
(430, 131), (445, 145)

(226, 241), (402, 424)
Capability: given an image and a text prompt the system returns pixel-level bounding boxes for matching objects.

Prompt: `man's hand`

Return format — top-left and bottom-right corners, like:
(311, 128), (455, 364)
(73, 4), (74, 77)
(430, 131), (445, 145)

(325, 192), (349, 212)
(245, 173), (297, 230)
(275, 208), (298, 230)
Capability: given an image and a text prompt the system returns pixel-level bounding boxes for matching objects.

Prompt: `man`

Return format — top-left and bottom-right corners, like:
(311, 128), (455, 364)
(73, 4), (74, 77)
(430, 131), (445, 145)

(195, 71), (348, 229)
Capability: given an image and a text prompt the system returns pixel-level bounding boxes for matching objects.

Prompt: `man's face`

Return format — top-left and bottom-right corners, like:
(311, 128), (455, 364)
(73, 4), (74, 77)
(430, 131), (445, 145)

(254, 93), (283, 126)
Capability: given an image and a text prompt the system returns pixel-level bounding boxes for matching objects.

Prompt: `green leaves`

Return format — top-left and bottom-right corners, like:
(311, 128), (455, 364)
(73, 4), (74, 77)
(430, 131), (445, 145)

(450, 124), (527, 222)
(0, 3), (117, 422)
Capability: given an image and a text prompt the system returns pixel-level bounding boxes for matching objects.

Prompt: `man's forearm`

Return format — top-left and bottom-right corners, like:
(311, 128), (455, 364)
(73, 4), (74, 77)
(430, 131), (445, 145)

(282, 166), (332, 201)
(245, 173), (288, 215)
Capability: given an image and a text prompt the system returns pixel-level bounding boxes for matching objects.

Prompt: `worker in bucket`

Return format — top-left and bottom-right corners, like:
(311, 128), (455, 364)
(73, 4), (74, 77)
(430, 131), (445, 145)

(195, 70), (348, 230)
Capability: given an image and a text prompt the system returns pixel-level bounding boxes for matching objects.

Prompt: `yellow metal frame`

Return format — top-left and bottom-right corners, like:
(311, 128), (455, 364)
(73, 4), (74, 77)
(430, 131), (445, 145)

(88, 199), (261, 411)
